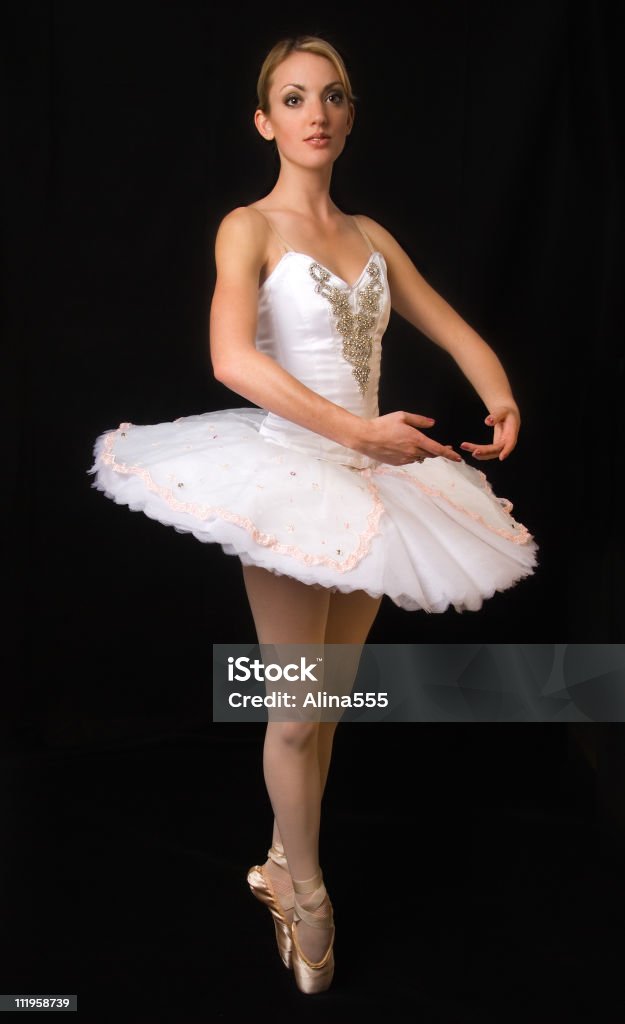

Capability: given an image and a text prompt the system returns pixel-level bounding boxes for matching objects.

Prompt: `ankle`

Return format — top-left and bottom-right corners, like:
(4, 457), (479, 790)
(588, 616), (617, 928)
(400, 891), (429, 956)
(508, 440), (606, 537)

(292, 871), (334, 928)
(263, 850), (293, 903)
(268, 841), (289, 871)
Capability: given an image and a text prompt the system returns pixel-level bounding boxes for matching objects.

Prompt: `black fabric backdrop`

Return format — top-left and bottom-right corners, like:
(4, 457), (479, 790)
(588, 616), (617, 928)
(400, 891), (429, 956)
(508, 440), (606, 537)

(5, 1), (623, 733)
(2, 3), (624, 1019)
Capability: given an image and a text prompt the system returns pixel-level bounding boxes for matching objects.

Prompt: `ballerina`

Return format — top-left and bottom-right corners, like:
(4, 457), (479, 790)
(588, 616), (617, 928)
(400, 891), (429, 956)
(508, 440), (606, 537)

(88, 33), (538, 994)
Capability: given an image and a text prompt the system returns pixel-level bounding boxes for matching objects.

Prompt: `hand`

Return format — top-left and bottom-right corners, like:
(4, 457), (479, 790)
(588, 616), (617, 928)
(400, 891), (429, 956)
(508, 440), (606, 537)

(355, 411), (463, 466)
(460, 404), (521, 462)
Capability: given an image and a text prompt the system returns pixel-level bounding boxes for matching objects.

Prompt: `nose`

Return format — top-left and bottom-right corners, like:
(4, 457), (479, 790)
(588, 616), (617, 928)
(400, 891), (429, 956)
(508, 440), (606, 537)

(309, 100), (328, 125)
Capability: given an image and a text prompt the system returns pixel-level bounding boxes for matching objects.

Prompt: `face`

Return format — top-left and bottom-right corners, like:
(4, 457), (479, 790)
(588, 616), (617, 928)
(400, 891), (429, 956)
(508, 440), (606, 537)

(255, 51), (354, 166)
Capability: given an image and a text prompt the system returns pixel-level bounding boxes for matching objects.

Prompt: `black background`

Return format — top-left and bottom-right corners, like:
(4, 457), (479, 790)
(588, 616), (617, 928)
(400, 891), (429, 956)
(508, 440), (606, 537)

(3, 2), (624, 1020)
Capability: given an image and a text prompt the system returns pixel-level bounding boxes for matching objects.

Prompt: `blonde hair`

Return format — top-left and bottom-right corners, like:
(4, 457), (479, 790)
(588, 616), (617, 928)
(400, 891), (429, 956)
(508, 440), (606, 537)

(256, 35), (357, 114)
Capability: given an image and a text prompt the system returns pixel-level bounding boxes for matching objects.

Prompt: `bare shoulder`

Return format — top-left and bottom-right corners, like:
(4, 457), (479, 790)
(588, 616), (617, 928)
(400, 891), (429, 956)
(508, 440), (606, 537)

(354, 214), (454, 337)
(353, 213), (423, 283)
(215, 205), (268, 246)
(352, 213), (400, 256)
(214, 205), (269, 274)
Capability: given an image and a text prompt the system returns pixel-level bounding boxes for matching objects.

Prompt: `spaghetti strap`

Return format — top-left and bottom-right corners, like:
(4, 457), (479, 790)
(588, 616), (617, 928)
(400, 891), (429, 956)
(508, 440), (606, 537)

(352, 215), (375, 254)
(252, 208), (294, 254)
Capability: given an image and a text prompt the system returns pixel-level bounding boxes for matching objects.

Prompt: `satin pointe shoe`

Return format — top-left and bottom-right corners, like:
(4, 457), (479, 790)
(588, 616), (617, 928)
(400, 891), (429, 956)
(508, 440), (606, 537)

(246, 842), (295, 970)
(290, 869), (335, 995)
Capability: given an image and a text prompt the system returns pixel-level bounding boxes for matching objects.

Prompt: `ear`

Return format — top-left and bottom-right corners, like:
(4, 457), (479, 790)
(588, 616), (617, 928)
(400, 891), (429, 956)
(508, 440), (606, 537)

(254, 108), (274, 142)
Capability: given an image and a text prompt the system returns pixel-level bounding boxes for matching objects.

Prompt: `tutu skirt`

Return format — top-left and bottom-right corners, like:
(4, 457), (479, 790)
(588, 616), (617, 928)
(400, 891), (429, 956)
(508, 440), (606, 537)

(87, 406), (538, 613)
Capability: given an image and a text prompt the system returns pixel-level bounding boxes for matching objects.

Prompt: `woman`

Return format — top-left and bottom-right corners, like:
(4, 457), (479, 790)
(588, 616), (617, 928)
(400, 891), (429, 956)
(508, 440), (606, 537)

(88, 35), (538, 995)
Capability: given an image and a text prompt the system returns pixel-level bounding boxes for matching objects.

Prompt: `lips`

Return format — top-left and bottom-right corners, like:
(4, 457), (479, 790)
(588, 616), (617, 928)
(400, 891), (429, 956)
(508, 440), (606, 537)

(305, 134), (330, 141)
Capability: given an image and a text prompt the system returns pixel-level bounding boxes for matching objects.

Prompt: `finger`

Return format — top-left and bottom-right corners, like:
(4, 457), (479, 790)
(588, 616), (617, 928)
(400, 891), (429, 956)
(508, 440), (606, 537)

(404, 412), (436, 429)
(496, 423), (518, 453)
(436, 444), (462, 462)
(490, 418), (513, 443)
(460, 441), (505, 460)
(413, 444), (462, 463)
(473, 451), (500, 461)
(486, 409), (518, 426)
(498, 438), (517, 461)
(461, 439), (505, 452)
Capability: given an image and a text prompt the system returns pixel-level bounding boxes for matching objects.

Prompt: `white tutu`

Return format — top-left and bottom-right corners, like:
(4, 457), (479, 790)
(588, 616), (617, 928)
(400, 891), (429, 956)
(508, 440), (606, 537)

(87, 406), (538, 613)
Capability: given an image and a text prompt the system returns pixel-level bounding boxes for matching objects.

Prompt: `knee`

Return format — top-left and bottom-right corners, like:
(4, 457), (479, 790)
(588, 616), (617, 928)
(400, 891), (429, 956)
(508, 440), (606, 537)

(318, 721), (339, 742)
(273, 721), (318, 752)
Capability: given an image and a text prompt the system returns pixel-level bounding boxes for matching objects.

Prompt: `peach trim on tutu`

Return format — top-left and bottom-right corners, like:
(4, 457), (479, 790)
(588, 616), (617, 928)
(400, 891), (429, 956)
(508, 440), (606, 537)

(98, 425), (385, 572)
(370, 464), (534, 545)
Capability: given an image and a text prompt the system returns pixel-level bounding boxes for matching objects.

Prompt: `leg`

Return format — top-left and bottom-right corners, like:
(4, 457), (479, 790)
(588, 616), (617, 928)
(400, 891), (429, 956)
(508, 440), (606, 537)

(266, 583), (384, 842)
(317, 586), (384, 795)
(266, 584), (383, 831)
(243, 563), (382, 968)
(295, 585), (383, 974)
(241, 564), (332, 963)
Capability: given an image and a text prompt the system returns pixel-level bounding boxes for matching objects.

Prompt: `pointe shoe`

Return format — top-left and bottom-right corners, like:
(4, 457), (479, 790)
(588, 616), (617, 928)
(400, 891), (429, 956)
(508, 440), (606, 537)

(290, 870), (335, 995)
(246, 842), (295, 969)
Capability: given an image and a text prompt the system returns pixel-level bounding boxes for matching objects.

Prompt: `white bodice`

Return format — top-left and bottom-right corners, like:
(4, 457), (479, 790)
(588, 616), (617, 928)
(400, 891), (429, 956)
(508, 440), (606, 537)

(254, 248), (391, 469)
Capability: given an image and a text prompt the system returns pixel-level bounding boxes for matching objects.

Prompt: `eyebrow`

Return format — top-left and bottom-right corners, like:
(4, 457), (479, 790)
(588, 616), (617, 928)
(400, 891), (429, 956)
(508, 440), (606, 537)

(279, 81), (343, 92)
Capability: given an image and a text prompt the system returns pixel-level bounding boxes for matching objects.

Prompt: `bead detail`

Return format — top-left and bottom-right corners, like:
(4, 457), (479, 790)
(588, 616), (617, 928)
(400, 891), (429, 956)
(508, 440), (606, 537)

(309, 259), (384, 395)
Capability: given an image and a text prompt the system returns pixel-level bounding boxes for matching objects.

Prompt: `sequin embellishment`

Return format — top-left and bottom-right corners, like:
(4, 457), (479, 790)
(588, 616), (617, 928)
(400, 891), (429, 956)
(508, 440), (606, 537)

(309, 259), (384, 395)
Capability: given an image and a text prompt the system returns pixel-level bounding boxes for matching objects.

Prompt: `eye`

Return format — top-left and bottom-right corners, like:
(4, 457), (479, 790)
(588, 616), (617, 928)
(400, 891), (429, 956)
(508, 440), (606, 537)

(283, 91), (344, 107)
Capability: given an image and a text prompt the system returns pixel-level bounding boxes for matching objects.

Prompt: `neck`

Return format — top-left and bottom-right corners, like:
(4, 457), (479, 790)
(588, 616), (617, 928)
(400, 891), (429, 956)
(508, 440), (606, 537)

(265, 160), (338, 223)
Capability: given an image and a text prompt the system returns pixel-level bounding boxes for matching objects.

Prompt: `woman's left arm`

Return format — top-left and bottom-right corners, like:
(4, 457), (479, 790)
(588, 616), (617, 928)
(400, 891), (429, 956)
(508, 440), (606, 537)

(358, 215), (521, 462)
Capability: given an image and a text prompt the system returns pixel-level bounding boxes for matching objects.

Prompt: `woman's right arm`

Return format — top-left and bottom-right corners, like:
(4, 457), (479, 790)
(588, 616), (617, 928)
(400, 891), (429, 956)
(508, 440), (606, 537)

(210, 208), (367, 449)
(209, 208), (460, 466)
